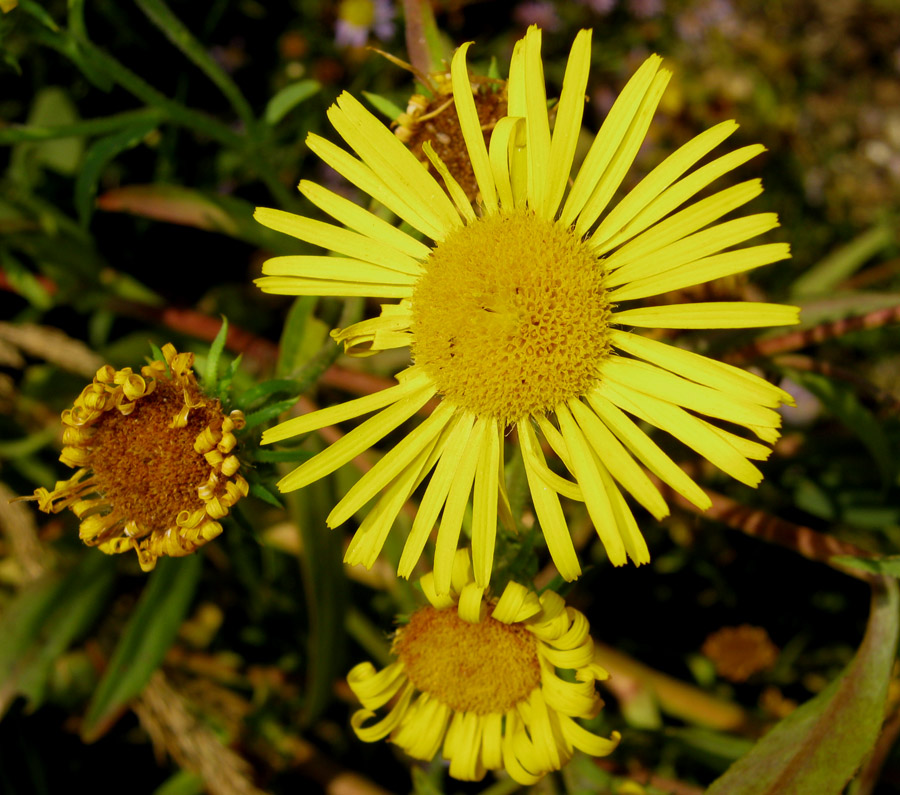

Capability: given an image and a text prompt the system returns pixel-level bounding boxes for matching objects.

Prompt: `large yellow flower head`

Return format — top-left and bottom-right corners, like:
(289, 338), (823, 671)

(29, 344), (248, 571)
(347, 548), (619, 783)
(255, 26), (798, 594)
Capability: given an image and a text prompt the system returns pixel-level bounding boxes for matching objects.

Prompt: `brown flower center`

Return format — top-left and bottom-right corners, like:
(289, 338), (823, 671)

(393, 604), (541, 715)
(89, 379), (218, 532)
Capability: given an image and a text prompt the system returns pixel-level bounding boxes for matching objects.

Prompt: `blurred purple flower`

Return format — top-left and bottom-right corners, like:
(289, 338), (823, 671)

(627, 0), (663, 19)
(578, 0), (618, 15)
(513, 1), (562, 30)
(335, 0), (395, 48)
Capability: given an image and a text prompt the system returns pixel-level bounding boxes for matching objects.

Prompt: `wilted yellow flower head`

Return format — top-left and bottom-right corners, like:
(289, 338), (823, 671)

(254, 26), (798, 595)
(702, 624), (779, 682)
(347, 549), (619, 783)
(29, 344), (248, 571)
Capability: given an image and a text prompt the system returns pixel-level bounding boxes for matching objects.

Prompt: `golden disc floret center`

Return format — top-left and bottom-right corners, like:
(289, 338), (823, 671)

(411, 211), (611, 424)
(89, 380), (216, 532)
(393, 605), (541, 715)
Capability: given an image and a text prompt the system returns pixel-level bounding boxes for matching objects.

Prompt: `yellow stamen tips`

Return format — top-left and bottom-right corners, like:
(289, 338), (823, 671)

(394, 605), (540, 715)
(28, 344), (248, 571)
(347, 549), (620, 784)
(411, 210), (611, 425)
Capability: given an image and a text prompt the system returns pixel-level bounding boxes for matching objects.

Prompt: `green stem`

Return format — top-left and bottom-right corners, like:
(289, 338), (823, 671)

(0, 109), (164, 144)
(345, 606), (392, 667)
(132, 0), (258, 135)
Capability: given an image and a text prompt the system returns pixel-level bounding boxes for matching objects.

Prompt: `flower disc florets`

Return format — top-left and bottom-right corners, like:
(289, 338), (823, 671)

(411, 211), (612, 426)
(347, 549), (620, 784)
(30, 344), (248, 571)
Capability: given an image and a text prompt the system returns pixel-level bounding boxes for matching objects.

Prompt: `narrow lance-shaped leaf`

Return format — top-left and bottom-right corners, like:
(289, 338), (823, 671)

(81, 555), (202, 742)
(707, 576), (900, 795)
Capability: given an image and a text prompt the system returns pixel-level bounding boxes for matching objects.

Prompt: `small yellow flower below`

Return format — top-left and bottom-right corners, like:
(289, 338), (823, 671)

(347, 549), (620, 783)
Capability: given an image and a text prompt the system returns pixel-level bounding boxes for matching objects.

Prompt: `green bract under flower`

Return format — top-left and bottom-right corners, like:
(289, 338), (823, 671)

(253, 25), (799, 594)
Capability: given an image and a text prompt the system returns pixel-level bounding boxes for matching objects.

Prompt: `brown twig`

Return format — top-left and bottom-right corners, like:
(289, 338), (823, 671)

(401, 0), (432, 78)
(655, 479), (876, 581)
(726, 304), (900, 363)
(773, 353), (900, 414)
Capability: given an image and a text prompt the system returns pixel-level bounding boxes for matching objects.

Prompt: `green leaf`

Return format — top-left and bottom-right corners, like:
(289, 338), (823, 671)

(791, 224), (895, 299)
(707, 577), (900, 795)
(152, 770), (205, 795)
(832, 555), (900, 578)
(248, 481), (283, 509)
(11, 87), (83, 180)
(16, 0), (59, 31)
(74, 117), (160, 225)
(235, 378), (302, 411)
(362, 91), (405, 122)
(17, 554), (116, 709)
(784, 369), (894, 487)
(243, 398), (300, 430)
(252, 448), (314, 464)
(0, 249), (52, 309)
(81, 555), (202, 742)
(264, 80), (321, 125)
(203, 315), (228, 391)
(0, 554), (115, 718)
(276, 296), (318, 378)
(287, 479), (347, 726)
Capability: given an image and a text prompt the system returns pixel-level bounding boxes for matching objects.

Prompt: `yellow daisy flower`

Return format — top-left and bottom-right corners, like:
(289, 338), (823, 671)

(28, 344), (248, 571)
(347, 548), (620, 783)
(255, 26), (798, 594)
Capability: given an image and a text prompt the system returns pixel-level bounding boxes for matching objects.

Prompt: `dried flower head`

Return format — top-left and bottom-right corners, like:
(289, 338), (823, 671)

(28, 344), (248, 571)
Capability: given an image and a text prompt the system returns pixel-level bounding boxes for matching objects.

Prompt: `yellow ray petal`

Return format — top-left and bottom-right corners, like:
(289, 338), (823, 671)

(263, 371), (430, 444)
(600, 356), (782, 428)
(254, 207), (423, 273)
(489, 116), (524, 210)
(586, 390), (710, 509)
(609, 242), (791, 301)
(451, 42), (498, 214)
(561, 54), (663, 227)
(612, 302), (800, 329)
(329, 92), (460, 233)
(420, 141), (476, 223)
(519, 419), (582, 582)
(593, 143), (766, 256)
(344, 430), (445, 568)
(610, 329), (794, 406)
(262, 255), (417, 284)
(522, 26), (552, 215)
(600, 382), (764, 487)
(707, 423), (774, 460)
(306, 133), (444, 240)
(574, 70), (670, 237)
(254, 276), (412, 298)
(332, 310), (413, 357)
(591, 119), (740, 250)
(556, 405), (627, 566)
(544, 29), (592, 220)
(327, 400), (457, 528)
(601, 180), (767, 271)
(606, 212), (780, 287)
(569, 397), (669, 519)
(433, 416), (486, 595)
(299, 180), (431, 262)
(471, 420), (501, 588)
(276, 383), (435, 493)
(590, 454), (650, 565)
(398, 411), (475, 582)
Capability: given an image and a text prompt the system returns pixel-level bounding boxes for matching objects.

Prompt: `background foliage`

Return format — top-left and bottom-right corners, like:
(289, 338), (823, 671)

(1, 1), (900, 793)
